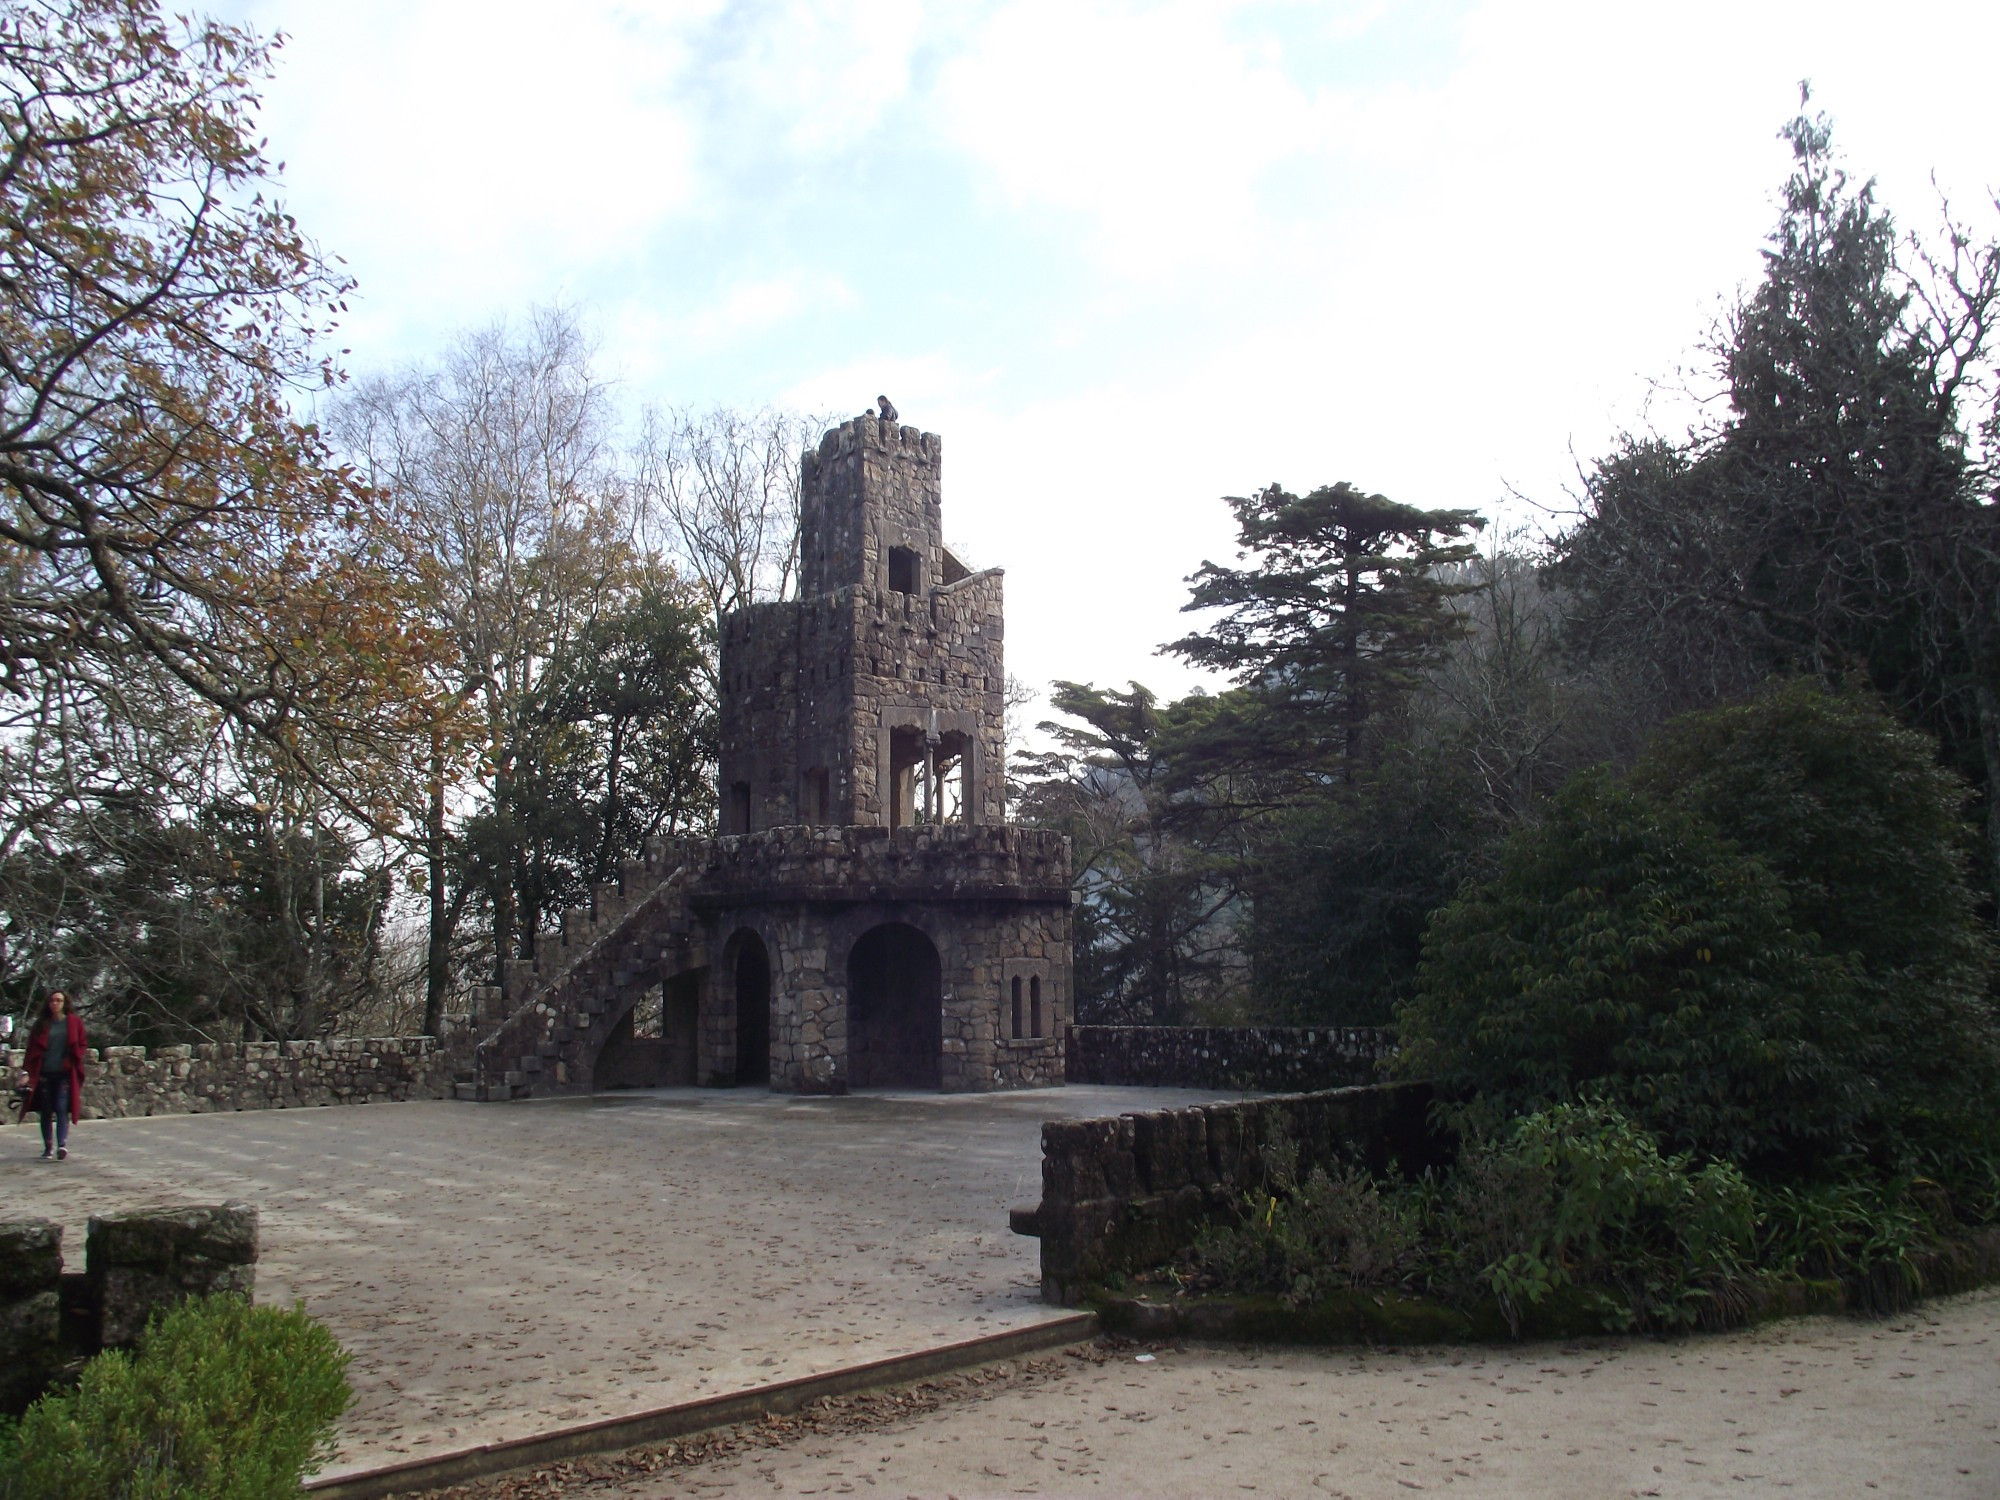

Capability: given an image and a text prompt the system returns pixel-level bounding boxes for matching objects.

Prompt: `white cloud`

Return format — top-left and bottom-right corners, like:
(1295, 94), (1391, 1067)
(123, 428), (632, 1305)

(684, 272), (856, 345)
(705, 0), (932, 152)
(935, 0), (1324, 277)
(220, 0), (2000, 716)
(245, 0), (713, 354)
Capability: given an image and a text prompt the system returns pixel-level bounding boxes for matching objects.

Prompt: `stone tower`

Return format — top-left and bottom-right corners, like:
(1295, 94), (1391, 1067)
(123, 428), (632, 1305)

(718, 417), (1006, 834)
(467, 414), (1070, 1099)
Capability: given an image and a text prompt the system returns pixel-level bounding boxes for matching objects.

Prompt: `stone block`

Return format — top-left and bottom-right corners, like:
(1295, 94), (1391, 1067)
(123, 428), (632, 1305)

(86, 1202), (258, 1351)
(0, 1289), (60, 1413)
(0, 1219), (62, 1298)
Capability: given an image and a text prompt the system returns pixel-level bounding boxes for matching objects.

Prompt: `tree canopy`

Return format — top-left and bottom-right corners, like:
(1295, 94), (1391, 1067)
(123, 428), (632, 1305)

(0, 0), (429, 786)
(1167, 482), (1484, 797)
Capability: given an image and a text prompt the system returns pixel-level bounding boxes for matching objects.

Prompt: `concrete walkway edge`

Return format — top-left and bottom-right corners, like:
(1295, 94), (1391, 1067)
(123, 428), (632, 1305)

(304, 1312), (1101, 1500)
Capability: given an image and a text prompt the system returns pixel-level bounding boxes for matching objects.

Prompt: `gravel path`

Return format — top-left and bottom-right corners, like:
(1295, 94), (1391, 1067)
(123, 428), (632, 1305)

(0, 1085), (1232, 1475)
(431, 1288), (2000, 1499)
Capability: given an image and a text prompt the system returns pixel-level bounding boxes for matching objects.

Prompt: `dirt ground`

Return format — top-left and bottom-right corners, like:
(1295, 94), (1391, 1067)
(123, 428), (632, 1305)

(422, 1286), (2000, 1500)
(0, 1085), (1234, 1475)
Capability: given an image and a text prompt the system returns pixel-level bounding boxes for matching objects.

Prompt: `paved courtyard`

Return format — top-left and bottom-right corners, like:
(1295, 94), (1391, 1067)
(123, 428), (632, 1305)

(0, 1084), (1229, 1478)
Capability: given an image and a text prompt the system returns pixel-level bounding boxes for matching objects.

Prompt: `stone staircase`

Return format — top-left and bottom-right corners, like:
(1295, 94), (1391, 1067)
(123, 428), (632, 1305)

(454, 836), (710, 1101)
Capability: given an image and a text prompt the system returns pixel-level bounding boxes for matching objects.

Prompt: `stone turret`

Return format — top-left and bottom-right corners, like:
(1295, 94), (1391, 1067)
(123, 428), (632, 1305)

(718, 416), (1005, 834)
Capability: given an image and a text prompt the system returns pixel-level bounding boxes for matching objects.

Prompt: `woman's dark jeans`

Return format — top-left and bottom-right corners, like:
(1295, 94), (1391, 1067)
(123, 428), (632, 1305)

(36, 1077), (70, 1152)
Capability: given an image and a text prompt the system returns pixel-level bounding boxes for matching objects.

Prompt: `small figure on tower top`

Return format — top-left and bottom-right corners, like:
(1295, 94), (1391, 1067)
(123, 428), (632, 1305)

(876, 394), (898, 423)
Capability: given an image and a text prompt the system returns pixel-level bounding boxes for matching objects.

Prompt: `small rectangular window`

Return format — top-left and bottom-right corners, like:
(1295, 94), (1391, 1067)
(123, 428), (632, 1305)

(888, 545), (920, 594)
(730, 782), (752, 835)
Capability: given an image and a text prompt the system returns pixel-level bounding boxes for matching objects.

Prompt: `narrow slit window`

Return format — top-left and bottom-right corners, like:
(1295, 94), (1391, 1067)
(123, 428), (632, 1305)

(1011, 976), (1023, 1040)
(1030, 976), (1043, 1039)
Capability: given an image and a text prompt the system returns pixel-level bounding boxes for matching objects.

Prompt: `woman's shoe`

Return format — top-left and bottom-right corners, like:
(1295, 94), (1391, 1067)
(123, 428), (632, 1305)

(55, 1146), (66, 1160)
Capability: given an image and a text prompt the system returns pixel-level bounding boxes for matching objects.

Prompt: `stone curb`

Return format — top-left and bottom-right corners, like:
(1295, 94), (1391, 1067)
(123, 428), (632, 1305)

(303, 1312), (1099, 1499)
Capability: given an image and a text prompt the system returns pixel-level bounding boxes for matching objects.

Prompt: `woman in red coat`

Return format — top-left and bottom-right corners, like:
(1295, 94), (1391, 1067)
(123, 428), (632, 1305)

(21, 990), (85, 1160)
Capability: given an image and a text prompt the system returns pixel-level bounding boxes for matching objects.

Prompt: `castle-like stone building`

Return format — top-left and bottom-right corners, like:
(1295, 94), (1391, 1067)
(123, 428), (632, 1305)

(460, 415), (1073, 1099)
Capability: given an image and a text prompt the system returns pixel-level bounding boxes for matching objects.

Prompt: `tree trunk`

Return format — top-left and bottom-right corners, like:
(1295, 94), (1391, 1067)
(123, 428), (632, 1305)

(424, 722), (451, 1038)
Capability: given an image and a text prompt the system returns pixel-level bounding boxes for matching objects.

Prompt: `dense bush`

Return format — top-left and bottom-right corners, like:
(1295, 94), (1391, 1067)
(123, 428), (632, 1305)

(1395, 689), (2000, 1185)
(1193, 1102), (1756, 1334)
(0, 1296), (350, 1500)
(1194, 1134), (1422, 1306)
(1393, 768), (1871, 1176)
(1632, 684), (2000, 1176)
(1439, 1102), (1754, 1332)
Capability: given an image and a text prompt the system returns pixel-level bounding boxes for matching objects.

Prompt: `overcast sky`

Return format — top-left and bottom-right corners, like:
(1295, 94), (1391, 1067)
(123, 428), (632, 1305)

(220, 0), (2000, 714)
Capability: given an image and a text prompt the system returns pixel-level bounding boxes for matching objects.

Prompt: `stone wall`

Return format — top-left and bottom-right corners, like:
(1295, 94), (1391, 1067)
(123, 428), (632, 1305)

(701, 889), (1069, 1094)
(0, 1218), (62, 1411)
(693, 824), (1072, 1094)
(1030, 1081), (1448, 1304)
(0, 1203), (257, 1412)
(5, 1036), (459, 1120)
(1066, 1026), (1393, 1093)
(469, 825), (1074, 1099)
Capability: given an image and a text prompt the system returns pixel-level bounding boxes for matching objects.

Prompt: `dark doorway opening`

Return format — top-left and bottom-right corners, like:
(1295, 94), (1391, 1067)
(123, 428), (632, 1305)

(595, 968), (701, 1089)
(847, 922), (942, 1089)
(733, 931), (771, 1086)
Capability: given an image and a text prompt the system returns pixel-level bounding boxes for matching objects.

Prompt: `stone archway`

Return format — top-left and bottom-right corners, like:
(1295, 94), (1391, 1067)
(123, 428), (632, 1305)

(729, 929), (772, 1087)
(846, 922), (942, 1089)
(591, 965), (703, 1089)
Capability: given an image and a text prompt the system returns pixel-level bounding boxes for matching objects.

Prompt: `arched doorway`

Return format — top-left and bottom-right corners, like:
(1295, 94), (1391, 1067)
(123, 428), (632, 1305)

(731, 930), (771, 1087)
(846, 923), (941, 1089)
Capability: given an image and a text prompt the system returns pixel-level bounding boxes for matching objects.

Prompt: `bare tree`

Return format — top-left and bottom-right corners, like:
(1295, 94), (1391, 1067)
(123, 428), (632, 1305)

(336, 308), (635, 1020)
(633, 405), (824, 666)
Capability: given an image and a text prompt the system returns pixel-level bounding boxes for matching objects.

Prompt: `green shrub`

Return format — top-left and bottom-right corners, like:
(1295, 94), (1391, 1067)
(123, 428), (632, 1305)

(0, 1295), (350, 1500)
(1193, 1104), (1755, 1335)
(1752, 1177), (1925, 1289)
(1397, 688), (2000, 1183)
(1395, 768), (1871, 1175)
(1194, 1133), (1422, 1306)
(1632, 683), (2000, 1171)
(1438, 1101), (1755, 1333)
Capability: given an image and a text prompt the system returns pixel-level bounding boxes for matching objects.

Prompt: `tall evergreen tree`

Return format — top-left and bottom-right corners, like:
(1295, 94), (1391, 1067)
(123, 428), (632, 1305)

(1166, 482), (1485, 800)
(1555, 97), (2000, 885)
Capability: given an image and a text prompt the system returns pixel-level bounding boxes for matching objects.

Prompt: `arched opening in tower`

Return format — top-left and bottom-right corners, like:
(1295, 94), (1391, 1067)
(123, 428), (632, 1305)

(889, 727), (971, 830)
(730, 930), (772, 1086)
(936, 731), (969, 823)
(846, 923), (942, 1089)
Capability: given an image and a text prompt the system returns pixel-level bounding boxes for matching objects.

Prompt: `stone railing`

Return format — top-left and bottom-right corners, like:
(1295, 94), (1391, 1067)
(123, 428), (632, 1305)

(1, 1202), (258, 1412)
(1025, 1081), (1448, 1304)
(692, 823), (1073, 907)
(5, 1036), (460, 1120)
(1065, 1025), (1393, 1093)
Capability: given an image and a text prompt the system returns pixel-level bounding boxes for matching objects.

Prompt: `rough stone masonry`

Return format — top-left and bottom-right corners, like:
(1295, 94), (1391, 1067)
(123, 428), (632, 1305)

(459, 414), (1075, 1100)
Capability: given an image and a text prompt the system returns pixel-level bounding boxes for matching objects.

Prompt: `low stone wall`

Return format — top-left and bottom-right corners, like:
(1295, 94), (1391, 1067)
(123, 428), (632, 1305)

(0, 1218), (63, 1412)
(88, 1202), (258, 1349)
(1065, 1025), (1393, 1093)
(0, 1203), (258, 1412)
(1031, 1080), (1449, 1305)
(5, 1036), (459, 1120)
